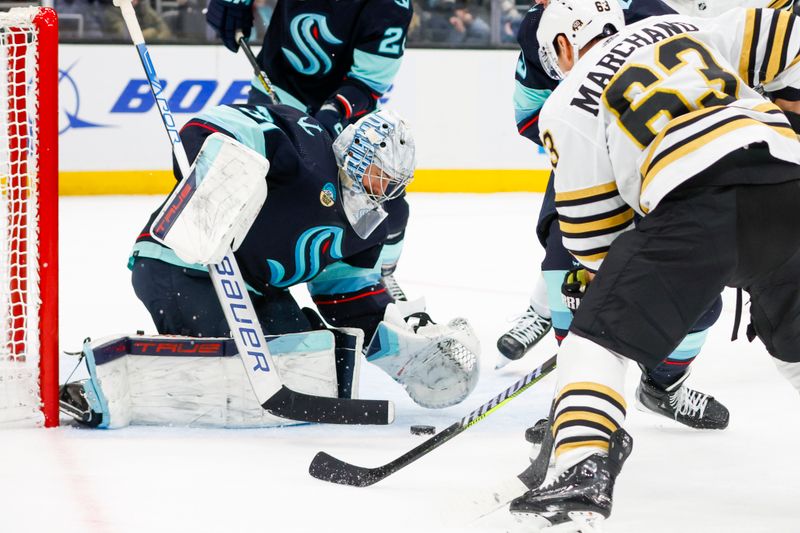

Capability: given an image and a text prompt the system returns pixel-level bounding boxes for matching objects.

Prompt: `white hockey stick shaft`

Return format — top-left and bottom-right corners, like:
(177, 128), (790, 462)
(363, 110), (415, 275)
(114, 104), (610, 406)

(114, 0), (285, 404)
(112, 0), (394, 425)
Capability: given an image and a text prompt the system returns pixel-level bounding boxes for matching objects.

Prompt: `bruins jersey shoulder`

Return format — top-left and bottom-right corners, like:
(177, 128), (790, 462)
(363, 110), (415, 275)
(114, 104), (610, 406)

(540, 9), (800, 270)
(663, 0), (794, 18)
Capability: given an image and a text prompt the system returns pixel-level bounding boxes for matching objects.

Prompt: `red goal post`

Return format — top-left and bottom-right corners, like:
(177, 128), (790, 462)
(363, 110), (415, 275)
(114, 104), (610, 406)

(0, 6), (58, 428)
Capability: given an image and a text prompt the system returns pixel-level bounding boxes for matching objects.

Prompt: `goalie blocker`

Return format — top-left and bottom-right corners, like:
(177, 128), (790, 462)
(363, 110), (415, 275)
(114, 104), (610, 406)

(60, 329), (365, 429)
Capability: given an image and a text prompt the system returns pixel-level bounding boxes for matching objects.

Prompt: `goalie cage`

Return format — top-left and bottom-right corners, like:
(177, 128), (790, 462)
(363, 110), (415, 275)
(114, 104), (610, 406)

(0, 6), (58, 428)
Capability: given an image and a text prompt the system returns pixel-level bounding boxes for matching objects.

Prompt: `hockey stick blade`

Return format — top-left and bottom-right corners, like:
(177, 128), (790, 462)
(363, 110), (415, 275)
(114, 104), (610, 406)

(309, 355), (557, 486)
(264, 386), (393, 425)
(517, 409), (555, 489)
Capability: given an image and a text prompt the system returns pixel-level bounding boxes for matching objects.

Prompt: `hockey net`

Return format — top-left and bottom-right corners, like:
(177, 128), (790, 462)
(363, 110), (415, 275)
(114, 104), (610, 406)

(0, 7), (58, 428)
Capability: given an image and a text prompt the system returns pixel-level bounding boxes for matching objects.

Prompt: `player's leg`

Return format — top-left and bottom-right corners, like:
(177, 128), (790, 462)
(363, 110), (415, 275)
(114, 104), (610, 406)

(511, 186), (736, 526)
(497, 175), (558, 366)
(739, 179), (800, 396)
(636, 295), (730, 429)
(131, 256), (311, 336)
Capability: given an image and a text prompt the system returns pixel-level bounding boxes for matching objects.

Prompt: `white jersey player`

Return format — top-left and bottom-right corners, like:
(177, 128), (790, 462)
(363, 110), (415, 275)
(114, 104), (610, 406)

(664, 0), (794, 18)
(509, 1), (800, 529)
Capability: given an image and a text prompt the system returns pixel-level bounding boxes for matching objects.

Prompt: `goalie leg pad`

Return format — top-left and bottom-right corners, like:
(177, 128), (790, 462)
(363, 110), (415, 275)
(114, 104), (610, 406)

(66, 330), (351, 429)
(366, 304), (481, 409)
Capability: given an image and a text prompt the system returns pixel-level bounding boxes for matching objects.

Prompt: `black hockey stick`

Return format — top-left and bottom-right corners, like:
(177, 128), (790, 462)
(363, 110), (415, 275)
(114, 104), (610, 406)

(113, 0), (392, 425)
(517, 402), (555, 490)
(308, 355), (557, 487)
(236, 32), (281, 105)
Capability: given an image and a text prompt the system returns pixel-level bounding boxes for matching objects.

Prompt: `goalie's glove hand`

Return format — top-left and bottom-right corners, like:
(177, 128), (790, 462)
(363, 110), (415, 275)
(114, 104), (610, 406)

(206, 0), (254, 53)
(562, 267), (592, 312)
(314, 103), (347, 138)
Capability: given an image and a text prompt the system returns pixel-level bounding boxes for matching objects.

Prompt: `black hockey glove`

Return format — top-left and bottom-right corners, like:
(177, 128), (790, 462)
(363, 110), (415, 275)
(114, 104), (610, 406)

(314, 103), (348, 138)
(206, 0), (253, 53)
(561, 267), (591, 312)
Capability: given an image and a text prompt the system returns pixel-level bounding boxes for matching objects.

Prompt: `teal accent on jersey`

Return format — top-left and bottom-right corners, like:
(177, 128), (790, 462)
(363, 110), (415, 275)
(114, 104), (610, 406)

(617, 0), (632, 8)
(130, 242), (263, 295)
(307, 259), (382, 296)
(196, 105), (277, 156)
(394, 0), (410, 8)
(379, 240), (403, 267)
(349, 49), (402, 93)
(194, 134), (224, 186)
(667, 329), (709, 361)
(513, 80), (552, 124)
(250, 80), (308, 112)
(543, 269), (573, 332)
(267, 329), (334, 355)
(266, 226), (344, 287)
(516, 55), (527, 78)
(283, 14), (343, 75)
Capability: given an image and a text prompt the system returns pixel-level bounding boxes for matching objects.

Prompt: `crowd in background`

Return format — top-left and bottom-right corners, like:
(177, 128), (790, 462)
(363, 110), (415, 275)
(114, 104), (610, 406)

(31, 0), (527, 47)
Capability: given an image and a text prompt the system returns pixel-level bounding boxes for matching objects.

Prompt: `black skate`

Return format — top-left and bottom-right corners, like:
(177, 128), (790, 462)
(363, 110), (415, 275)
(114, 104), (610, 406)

(525, 417), (550, 445)
(636, 373), (729, 430)
(496, 306), (552, 369)
(59, 381), (102, 427)
(510, 429), (633, 531)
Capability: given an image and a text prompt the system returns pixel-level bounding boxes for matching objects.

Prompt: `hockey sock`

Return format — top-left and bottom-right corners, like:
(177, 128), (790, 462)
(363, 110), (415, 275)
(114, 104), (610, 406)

(543, 269), (572, 344)
(529, 273), (552, 319)
(645, 329), (709, 388)
(553, 334), (628, 474)
(773, 357), (800, 395)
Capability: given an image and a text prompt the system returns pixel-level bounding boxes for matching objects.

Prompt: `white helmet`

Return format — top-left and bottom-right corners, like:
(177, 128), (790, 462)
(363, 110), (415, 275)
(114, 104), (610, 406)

(537, 0), (625, 80)
(333, 109), (416, 238)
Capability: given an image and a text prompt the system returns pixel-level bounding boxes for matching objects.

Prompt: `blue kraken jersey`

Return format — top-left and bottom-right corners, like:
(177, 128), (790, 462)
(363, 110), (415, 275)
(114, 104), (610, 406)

(132, 104), (389, 292)
(255, 0), (412, 119)
(514, 0), (676, 146)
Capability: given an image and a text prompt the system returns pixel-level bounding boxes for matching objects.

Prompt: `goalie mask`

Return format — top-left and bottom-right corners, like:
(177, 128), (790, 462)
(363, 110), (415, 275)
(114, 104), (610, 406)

(537, 0), (624, 80)
(333, 109), (416, 239)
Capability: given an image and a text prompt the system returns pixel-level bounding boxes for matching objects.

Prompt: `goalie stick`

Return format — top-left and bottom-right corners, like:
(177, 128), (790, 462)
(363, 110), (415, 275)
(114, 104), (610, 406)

(308, 354), (557, 487)
(113, 0), (393, 425)
(235, 32), (281, 105)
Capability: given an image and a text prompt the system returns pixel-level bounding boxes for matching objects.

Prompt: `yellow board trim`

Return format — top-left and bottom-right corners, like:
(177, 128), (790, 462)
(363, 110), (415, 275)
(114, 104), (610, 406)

(58, 169), (552, 196)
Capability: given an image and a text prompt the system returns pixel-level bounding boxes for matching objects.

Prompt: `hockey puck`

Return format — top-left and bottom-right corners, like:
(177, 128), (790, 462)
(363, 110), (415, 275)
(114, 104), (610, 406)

(410, 425), (435, 435)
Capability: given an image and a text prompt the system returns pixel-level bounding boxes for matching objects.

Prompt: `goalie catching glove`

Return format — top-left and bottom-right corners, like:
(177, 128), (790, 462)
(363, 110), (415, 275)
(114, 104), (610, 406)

(365, 300), (481, 409)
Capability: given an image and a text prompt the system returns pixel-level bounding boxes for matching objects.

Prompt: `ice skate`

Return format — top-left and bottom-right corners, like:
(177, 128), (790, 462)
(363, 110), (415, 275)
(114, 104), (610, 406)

(636, 373), (729, 429)
(496, 306), (552, 368)
(510, 429), (632, 531)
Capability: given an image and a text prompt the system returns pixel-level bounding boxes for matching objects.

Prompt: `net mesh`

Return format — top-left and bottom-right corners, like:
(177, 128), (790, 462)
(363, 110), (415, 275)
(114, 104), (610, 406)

(0, 8), (42, 427)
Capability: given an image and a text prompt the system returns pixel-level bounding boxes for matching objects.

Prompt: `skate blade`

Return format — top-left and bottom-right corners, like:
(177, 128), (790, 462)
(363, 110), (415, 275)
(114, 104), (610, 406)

(511, 510), (605, 533)
(495, 354), (514, 370)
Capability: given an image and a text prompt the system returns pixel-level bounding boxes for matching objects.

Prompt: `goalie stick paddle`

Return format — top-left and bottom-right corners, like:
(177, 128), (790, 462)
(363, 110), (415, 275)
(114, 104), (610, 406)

(113, 0), (393, 426)
(308, 354), (557, 487)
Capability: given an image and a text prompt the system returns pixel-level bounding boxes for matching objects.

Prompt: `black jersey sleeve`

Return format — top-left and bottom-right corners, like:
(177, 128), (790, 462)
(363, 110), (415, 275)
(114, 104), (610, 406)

(318, 0), (413, 124)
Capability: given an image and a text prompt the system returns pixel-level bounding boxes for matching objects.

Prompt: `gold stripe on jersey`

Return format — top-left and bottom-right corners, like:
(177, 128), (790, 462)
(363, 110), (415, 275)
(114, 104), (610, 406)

(739, 9), (758, 85)
(555, 439), (609, 458)
(554, 181), (618, 203)
(556, 382), (627, 411)
(641, 112), (796, 207)
(764, 10), (794, 83)
(639, 106), (725, 176)
(768, 0), (793, 10)
(558, 208), (634, 235)
(573, 249), (609, 264)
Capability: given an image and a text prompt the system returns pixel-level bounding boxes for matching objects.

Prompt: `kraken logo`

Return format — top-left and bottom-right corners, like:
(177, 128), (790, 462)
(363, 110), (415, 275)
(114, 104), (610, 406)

(282, 14), (343, 76)
(267, 226), (344, 287)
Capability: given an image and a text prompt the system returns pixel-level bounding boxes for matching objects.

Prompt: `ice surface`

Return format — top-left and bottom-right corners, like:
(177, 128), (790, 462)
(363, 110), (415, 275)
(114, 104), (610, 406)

(1, 193), (797, 533)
